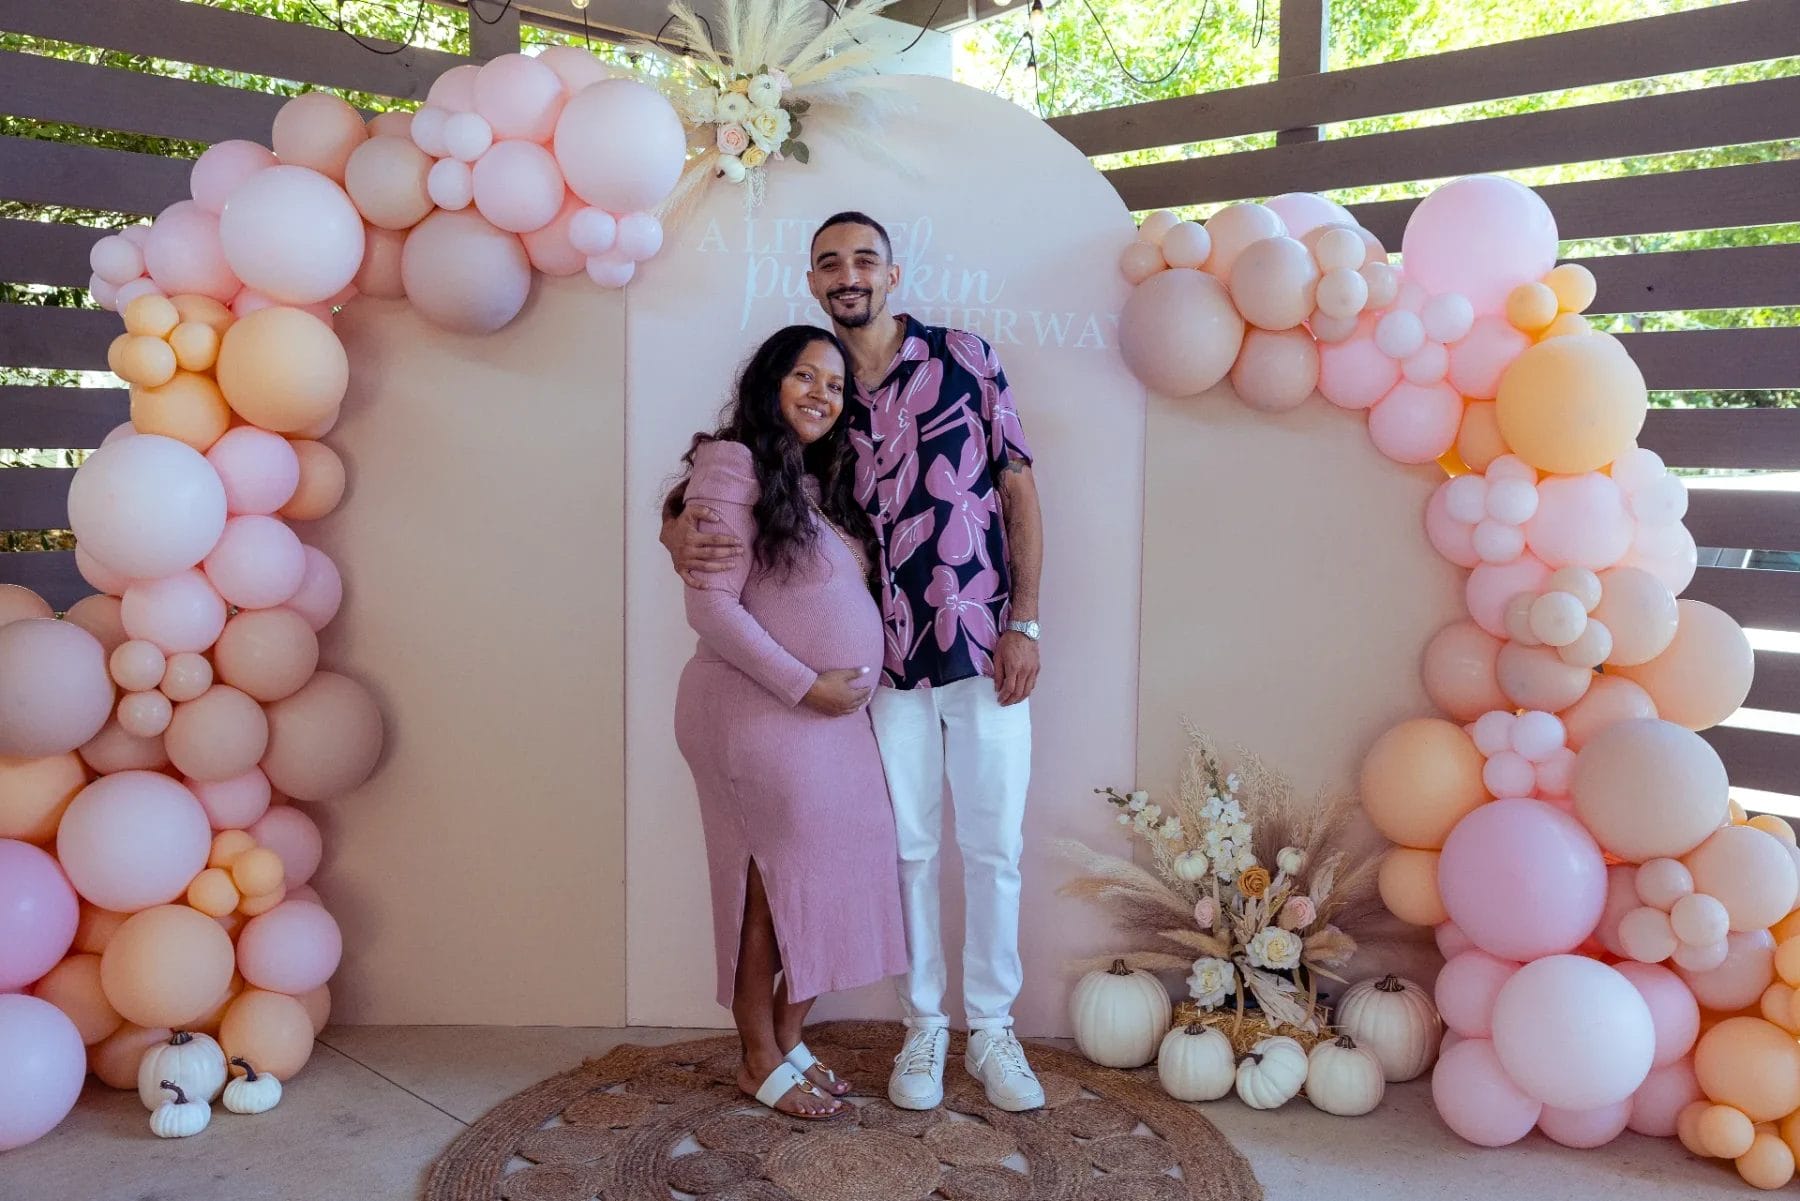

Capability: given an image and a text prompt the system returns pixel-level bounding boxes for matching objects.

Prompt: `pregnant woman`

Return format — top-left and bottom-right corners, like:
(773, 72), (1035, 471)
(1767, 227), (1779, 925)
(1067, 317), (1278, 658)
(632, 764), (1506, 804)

(668, 325), (907, 1120)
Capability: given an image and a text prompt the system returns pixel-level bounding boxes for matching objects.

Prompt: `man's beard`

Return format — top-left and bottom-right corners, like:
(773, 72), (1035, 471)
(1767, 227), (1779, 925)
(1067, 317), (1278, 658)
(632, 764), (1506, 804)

(830, 289), (880, 328)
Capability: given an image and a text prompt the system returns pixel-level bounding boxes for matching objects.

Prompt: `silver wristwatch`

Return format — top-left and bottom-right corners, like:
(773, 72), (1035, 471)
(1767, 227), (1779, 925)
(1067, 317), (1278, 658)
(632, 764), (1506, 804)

(1007, 620), (1040, 642)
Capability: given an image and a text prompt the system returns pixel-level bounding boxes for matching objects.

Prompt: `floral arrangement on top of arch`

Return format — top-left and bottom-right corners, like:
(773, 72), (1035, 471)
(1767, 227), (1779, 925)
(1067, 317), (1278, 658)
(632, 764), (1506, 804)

(1113, 182), (1794, 1187)
(0, 0), (907, 1154)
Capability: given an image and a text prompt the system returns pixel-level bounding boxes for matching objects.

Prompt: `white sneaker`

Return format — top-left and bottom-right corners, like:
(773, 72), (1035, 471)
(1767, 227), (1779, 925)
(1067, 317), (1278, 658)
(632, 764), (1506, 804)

(888, 1026), (949, 1110)
(966, 1028), (1045, 1112)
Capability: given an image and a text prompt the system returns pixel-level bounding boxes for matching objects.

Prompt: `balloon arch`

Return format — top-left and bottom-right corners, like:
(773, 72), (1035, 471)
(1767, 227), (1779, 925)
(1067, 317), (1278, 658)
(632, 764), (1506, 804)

(0, 39), (1792, 1189)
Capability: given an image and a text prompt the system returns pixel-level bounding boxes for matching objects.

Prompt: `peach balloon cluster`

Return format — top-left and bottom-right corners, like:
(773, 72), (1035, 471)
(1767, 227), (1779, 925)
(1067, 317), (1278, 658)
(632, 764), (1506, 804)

(87, 48), (685, 337)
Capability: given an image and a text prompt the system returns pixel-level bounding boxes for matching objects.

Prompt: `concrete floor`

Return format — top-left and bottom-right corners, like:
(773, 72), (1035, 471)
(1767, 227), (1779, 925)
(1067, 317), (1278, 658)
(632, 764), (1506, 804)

(0, 1025), (1750, 1201)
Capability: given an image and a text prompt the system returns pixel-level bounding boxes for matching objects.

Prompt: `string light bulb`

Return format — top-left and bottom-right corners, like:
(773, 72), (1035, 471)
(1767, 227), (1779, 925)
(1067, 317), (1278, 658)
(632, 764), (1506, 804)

(570, 0), (590, 9)
(1028, 0), (1047, 37)
(995, 0), (1013, 7)
(1025, 47), (1038, 85)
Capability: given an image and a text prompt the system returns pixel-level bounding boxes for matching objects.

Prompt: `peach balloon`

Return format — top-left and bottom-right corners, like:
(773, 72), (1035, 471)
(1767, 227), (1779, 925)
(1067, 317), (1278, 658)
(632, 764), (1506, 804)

(1680, 931), (1776, 1014)
(1496, 334), (1647, 475)
(186, 867), (240, 918)
(166, 685), (269, 783)
(161, 651), (214, 703)
(1740, 1132), (1797, 1190)
(168, 321), (221, 373)
(250, 805), (323, 889)
(231, 847), (285, 898)
(73, 903), (128, 956)
(1378, 847), (1448, 926)
(1229, 327), (1318, 413)
(216, 306), (348, 434)
(122, 568), (227, 655)
(115, 335), (177, 388)
(281, 441), (346, 522)
(214, 608), (319, 704)
(1420, 620), (1507, 722)
(1762, 982), (1797, 1033)
(123, 292), (179, 339)
(171, 294), (233, 332)
(210, 829), (256, 869)
(1118, 269), (1245, 397)
(342, 135), (433, 231)
(0, 752), (86, 845)
(220, 988), (315, 1079)
(91, 1022), (172, 1090)
(1455, 402), (1508, 472)
(238, 885), (286, 918)
(65, 596), (127, 654)
(1750, 816), (1798, 848)
(261, 671), (384, 802)
(1700, 1103), (1757, 1158)
(1496, 642), (1591, 713)
(109, 640), (165, 692)
(1695, 1017), (1800, 1123)
(1611, 600), (1754, 731)
(271, 91), (367, 183)
(1686, 826), (1800, 933)
(1201, 203), (1286, 280)
(1360, 718), (1488, 850)
(77, 718), (170, 776)
(116, 691), (173, 739)
(1228, 236), (1318, 331)
(190, 970), (242, 1037)
(99, 904), (235, 1028)
(1562, 675), (1657, 751)
(1118, 241), (1164, 285)
(367, 109), (413, 138)
(31, 952), (122, 1045)
(1573, 719), (1728, 862)
(297, 983), (331, 1035)
(1628, 1058), (1703, 1138)
(1159, 222), (1211, 270)
(354, 223), (408, 299)
(1591, 566), (1678, 667)
(0, 619), (115, 759)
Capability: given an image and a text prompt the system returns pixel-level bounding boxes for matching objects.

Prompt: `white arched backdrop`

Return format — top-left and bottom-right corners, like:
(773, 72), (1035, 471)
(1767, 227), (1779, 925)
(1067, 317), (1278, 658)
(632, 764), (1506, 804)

(308, 74), (1452, 1035)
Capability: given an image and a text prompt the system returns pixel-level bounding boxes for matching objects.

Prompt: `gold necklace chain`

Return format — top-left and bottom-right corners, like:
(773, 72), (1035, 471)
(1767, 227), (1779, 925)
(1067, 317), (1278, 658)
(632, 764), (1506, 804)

(807, 494), (870, 577)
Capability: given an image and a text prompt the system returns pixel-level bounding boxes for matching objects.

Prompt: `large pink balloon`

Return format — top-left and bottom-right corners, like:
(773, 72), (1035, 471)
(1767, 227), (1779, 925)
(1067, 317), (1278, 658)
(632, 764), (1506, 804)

(1432, 1038), (1541, 1147)
(202, 515), (307, 610)
(190, 140), (277, 216)
(1435, 950), (1520, 1039)
(1592, 864), (1639, 958)
(1439, 799), (1606, 960)
(121, 568), (227, 655)
(1318, 315), (1399, 410)
(0, 841), (79, 990)
(1618, 519), (1697, 596)
(67, 435), (227, 580)
(207, 427), (301, 516)
(1465, 553), (1551, 638)
(1562, 675), (1657, 751)
(1446, 314), (1530, 399)
(249, 805), (323, 890)
(553, 79), (686, 215)
(1262, 193), (1354, 239)
(1118, 269), (1244, 396)
(1424, 484), (1479, 569)
(1538, 1099), (1632, 1149)
(474, 53), (566, 141)
(427, 63), (480, 112)
(287, 546), (344, 632)
(143, 201), (240, 302)
(1613, 961), (1700, 1069)
(472, 140), (565, 234)
(0, 620), (113, 758)
(261, 672), (384, 802)
(56, 772), (211, 912)
(219, 165), (365, 305)
(1368, 381), (1461, 464)
(401, 209), (532, 335)
(1676, 929), (1775, 1012)
(237, 899), (342, 994)
(1626, 1057), (1702, 1138)
(1421, 621), (1507, 721)
(188, 768), (273, 831)
(1492, 956), (1655, 1109)
(0, 994), (87, 1150)
(1525, 473), (1633, 570)
(166, 685), (269, 783)
(1402, 176), (1558, 315)
(536, 46), (611, 95)
(520, 191), (589, 277)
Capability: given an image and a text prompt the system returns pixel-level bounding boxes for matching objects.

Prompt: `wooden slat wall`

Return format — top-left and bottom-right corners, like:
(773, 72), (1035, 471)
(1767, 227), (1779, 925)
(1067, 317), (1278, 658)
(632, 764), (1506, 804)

(1, 48), (287, 144)
(0, 136), (191, 215)
(0, 550), (86, 612)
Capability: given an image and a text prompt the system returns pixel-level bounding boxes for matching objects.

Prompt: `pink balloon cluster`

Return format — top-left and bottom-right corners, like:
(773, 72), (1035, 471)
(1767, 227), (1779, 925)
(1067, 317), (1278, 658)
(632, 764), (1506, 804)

(1468, 709), (1574, 801)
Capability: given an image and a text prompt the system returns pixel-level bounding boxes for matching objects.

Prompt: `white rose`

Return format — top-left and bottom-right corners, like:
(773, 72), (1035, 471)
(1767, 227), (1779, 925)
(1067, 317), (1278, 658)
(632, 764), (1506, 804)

(679, 86), (718, 124)
(717, 92), (751, 122)
(1276, 846), (1307, 875)
(746, 105), (791, 153)
(747, 73), (782, 110)
(716, 122), (751, 157)
(1127, 790), (1150, 810)
(1186, 957), (1237, 1009)
(1247, 927), (1302, 972)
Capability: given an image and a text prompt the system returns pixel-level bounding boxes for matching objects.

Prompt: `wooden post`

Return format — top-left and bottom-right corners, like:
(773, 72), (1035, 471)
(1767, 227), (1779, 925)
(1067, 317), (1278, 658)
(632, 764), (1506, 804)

(1276, 0), (1328, 145)
(467, 0), (521, 60)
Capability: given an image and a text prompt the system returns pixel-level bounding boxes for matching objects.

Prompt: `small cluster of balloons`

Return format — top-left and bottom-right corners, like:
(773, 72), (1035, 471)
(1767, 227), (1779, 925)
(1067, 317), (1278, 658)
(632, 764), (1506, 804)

(86, 46), (687, 336)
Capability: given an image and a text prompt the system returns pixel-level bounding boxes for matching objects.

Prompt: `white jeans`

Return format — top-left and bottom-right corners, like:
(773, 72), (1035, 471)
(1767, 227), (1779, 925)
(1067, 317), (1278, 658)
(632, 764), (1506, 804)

(871, 676), (1032, 1033)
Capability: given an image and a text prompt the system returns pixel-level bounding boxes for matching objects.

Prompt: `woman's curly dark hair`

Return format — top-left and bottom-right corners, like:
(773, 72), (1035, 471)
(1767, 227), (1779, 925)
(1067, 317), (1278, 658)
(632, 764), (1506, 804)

(669, 325), (878, 580)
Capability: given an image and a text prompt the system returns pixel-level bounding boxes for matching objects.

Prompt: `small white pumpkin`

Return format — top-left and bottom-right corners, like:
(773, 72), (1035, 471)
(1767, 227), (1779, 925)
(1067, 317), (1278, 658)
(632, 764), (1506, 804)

(223, 1057), (283, 1115)
(1234, 1036), (1308, 1110)
(1334, 974), (1441, 1083)
(1305, 1034), (1387, 1116)
(1070, 959), (1172, 1069)
(150, 1081), (212, 1138)
(137, 1030), (227, 1110)
(1157, 1023), (1235, 1101)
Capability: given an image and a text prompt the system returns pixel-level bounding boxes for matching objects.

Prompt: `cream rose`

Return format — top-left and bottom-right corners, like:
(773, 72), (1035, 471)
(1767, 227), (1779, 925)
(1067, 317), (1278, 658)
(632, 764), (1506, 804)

(717, 91), (752, 122)
(1186, 956), (1236, 1009)
(716, 122), (750, 157)
(742, 144), (768, 169)
(1247, 927), (1303, 971)
(747, 73), (782, 110)
(747, 106), (791, 153)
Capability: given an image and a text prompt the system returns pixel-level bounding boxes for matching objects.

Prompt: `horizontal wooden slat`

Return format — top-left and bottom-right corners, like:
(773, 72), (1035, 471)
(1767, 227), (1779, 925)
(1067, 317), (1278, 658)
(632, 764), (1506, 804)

(0, 305), (119, 372)
(1686, 567), (1800, 633)
(1050, 0), (1799, 156)
(1350, 160), (1800, 247)
(1614, 328), (1800, 393)
(1106, 74), (1800, 211)
(0, 49), (285, 145)
(1640, 409), (1800, 471)
(0, 0), (467, 101)
(1748, 650), (1800, 716)
(1585, 244), (1800, 316)
(1685, 488), (1800, 554)
(1702, 725), (1800, 795)
(0, 551), (90, 612)
(0, 218), (106, 289)
(0, 136), (189, 215)
(0, 386), (128, 448)
(0, 468), (74, 529)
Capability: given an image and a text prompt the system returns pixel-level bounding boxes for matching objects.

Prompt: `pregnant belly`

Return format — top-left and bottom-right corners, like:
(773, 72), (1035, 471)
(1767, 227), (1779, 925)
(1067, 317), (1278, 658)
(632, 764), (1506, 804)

(751, 585), (884, 674)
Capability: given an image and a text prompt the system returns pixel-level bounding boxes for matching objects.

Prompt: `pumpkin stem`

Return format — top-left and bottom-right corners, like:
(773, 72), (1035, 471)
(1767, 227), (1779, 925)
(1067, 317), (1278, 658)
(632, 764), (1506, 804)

(230, 1057), (259, 1082)
(1184, 1022), (1207, 1035)
(1108, 959), (1130, 975)
(1334, 1034), (1358, 1050)
(161, 1081), (189, 1105)
(171, 1031), (193, 1046)
(1375, 975), (1403, 993)
(1245, 1051), (1263, 1066)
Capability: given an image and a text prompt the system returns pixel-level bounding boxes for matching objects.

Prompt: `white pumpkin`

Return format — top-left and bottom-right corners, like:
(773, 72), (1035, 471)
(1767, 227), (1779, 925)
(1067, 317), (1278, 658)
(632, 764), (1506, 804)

(1157, 1023), (1235, 1101)
(138, 1030), (227, 1110)
(223, 1057), (283, 1115)
(1334, 974), (1441, 1083)
(1071, 960), (1172, 1069)
(1305, 1035), (1387, 1116)
(1234, 1036), (1308, 1109)
(150, 1081), (212, 1138)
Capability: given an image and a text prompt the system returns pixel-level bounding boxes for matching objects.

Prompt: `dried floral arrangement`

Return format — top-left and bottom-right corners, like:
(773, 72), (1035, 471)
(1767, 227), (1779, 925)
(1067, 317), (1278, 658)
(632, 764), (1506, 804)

(1057, 722), (1389, 1044)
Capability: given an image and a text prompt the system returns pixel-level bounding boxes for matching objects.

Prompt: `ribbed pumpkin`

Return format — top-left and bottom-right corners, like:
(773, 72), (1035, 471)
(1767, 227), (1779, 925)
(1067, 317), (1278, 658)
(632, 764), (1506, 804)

(1157, 1023), (1235, 1101)
(1071, 960), (1171, 1068)
(1235, 1036), (1308, 1109)
(1305, 1034), (1387, 1116)
(1334, 975), (1440, 1082)
(137, 1030), (227, 1111)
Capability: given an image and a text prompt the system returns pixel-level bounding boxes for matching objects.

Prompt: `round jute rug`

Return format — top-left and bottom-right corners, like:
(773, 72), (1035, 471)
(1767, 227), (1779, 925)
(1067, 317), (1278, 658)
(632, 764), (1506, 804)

(424, 1020), (1261, 1201)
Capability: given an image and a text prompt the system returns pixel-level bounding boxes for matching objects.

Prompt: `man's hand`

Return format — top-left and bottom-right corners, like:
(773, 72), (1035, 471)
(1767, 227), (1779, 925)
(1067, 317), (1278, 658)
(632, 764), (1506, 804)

(803, 667), (874, 716)
(662, 504), (746, 588)
(993, 631), (1040, 706)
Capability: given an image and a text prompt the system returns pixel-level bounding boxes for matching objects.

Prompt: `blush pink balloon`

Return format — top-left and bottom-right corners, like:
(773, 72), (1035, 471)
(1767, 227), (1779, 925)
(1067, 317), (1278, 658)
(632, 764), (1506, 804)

(615, 212), (664, 263)
(67, 435), (227, 581)
(1675, 929), (1775, 1012)
(342, 136), (434, 232)
(409, 105), (451, 157)
(0, 620), (114, 758)
(1496, 642), (1592, 713)
(121, 568), (227, 655)
(1492, 956), (1654, 1110)
(1619, 520), (1698, 596)
(427, 63), (480, 113)
(249, 805), (323, 890)
(260, 672), (384, 802)
(521, 192), (589, 277)
(1626, 1058), (1702, 1138)
(143, 201), (240, 302)
(55, 772), (211, 912)
(1538, 1099), (1631, 1149)
(471, 140), (565, 234)
(1563, 675), (1658, 751)
(1317, 316), (1399, 410)
(165, 685), (269, 783)
(0, 841), (79, 990)
(1402, 176), (1558, 315)
(236, 900), (341, 995)
(1424, 484), (1480, 568)
(90, 234), (145, 286)
(537, 46), (611, 94)
(78, 716), (169, 776)
(187, 768), (273, 830)
(1117, 269), (1244, 396)
(1526, 474), (1634, 570)
(474, 53), (566, 141)
(1612, 962), (1700, 1068)
(206, 427), (301, 516)
(353, 224), (407, 300)
(1439, 799), (1607, 961)
(286, 884), (323, 906)
(1435, 921), (1477, 961)
(219, 165), (365, 305)
(401, 209), (532, 334)
(0, 995), (87, 1151)
(189, 140), (278, 216)
(553, 79), (686, 214)
(89, 273), (122, 311)
(1436, 950), (1521, 1039)
(1432, 1038), (1541, 1147)
(567, 206), (618, 257)
(1465, 553), (1552, 638)
(1368, 380), (1462, 464)
(1261, 192), (1354, 239)
(202, 516), (307, 610)
(443, 112), (493, 163)
(287, 547), (344, 632)
(1446, 314), (1530, 400)
(585, 253), (635, 289)
(116, 691), (172, 739)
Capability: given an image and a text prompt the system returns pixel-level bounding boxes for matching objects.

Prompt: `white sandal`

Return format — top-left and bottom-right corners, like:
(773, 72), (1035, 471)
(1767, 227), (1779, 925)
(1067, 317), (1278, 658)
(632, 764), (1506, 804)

(784, 1041), (850, 1096)
(754, 1060), (843, 1121)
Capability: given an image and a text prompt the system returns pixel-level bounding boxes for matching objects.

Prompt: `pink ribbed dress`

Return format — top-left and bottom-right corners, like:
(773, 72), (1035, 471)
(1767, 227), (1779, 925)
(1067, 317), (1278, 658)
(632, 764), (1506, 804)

(674, 440), (909, 1008)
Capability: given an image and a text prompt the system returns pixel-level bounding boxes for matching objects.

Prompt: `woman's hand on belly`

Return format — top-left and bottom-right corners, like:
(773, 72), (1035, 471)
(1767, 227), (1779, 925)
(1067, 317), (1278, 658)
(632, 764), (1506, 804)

(801, 667), (875, 716)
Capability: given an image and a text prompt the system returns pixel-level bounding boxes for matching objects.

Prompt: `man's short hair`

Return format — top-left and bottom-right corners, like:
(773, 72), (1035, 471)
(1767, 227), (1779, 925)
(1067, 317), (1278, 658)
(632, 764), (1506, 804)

(812, 211), (893, 263)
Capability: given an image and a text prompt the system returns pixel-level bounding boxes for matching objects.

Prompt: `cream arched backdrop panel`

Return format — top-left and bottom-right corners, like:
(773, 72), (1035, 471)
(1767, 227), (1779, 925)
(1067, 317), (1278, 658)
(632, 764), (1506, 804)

(623, 75), (1144, 1035)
